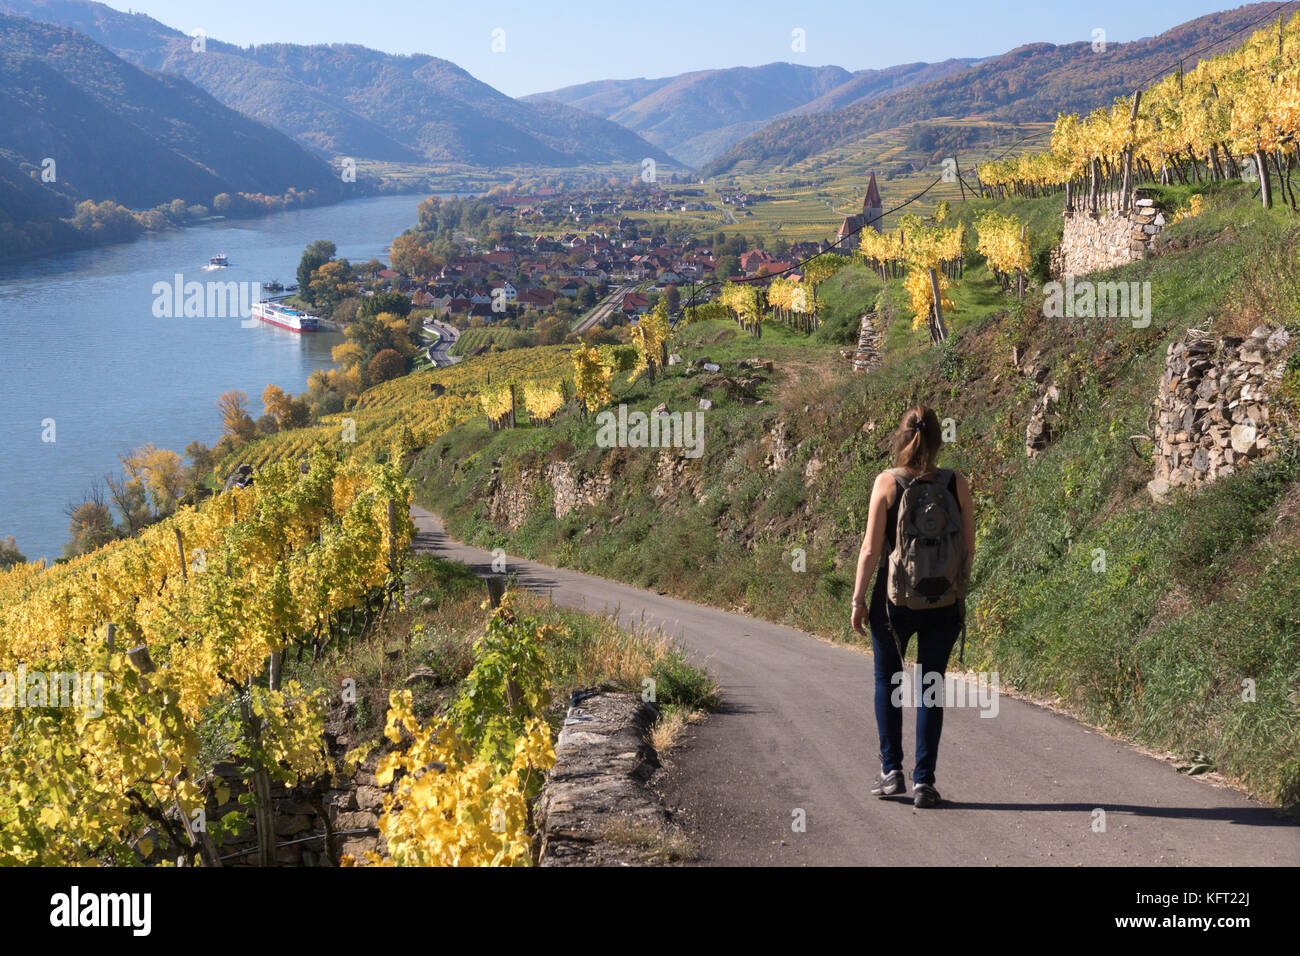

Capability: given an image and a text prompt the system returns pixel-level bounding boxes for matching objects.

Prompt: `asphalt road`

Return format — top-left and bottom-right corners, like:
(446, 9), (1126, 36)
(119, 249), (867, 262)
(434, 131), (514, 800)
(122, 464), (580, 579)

(423, 318), (461, 367)
(412, 506), (1299, 866)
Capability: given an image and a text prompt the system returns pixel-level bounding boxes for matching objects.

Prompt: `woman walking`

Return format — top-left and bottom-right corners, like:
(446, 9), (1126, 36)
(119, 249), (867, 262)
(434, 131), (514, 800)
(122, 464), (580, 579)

(850, 406), (975, 808)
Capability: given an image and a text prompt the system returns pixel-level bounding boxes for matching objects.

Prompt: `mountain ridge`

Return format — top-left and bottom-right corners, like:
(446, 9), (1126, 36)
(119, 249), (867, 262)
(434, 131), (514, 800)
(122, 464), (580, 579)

(0, 0), (677, 169)
(702, 4), (1283, 176)
(526, 59), (978, 166)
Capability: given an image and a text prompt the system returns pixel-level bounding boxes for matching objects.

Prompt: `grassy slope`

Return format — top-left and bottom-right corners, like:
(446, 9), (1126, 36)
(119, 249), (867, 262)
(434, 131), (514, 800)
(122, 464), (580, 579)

(410, 185), (1300, 808)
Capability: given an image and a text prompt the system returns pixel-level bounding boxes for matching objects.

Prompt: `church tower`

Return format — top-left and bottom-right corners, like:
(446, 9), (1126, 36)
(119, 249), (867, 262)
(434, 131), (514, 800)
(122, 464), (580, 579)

(863, 171), (883, 233)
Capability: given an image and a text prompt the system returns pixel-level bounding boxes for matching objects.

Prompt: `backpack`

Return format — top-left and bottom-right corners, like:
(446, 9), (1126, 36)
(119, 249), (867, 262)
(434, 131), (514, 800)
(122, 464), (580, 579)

(885, 467), (971, 662)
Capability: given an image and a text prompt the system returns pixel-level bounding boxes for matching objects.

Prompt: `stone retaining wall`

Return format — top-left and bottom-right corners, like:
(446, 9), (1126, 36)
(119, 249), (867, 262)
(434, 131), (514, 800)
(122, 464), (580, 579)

(1051, 190), (1166, 278)
(535, 692), (673, 866)
(1148, 325), (1292, 498)
(193, 702), (391, 866)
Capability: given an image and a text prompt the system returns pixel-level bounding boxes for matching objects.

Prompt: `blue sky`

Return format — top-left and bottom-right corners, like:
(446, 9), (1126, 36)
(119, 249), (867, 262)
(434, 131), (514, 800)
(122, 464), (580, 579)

(105, 0), (1242, 97)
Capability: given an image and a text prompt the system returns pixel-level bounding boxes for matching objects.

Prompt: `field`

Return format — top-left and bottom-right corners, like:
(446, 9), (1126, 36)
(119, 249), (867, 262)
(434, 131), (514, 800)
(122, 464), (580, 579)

(641, 119), (1056, 247)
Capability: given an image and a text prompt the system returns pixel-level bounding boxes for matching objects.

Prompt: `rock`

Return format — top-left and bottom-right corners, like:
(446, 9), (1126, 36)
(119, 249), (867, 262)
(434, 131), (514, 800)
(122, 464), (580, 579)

(1266, 328), (1291, 352)
(697, 398), (713, 411)
(1230, 423), (1257, 454)
(404, 667), (438, 686)
(667, 352), (683, 366)
(336, 810), (380, 831)
(222, 463), (254, 492)
(651, 402), (668, 415)
(702, 362), (721, 373)
(1147, 478), (1171, 501)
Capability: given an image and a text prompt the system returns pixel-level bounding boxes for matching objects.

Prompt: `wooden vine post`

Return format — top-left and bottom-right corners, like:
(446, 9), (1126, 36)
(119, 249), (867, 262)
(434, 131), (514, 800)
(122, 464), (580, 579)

(927, 268), (948, 344)
(1121, 89), (1141, 213)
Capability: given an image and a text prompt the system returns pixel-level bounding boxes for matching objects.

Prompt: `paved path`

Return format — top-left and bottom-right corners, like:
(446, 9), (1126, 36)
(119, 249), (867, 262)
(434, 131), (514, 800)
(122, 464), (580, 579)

(412, 506), (1299, 866)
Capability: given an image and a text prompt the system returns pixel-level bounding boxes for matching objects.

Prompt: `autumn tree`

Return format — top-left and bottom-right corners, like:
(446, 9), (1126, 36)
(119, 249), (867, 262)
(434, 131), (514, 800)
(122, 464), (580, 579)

(64, 489), (117, 558)
(573, 346), (614, 414)
(0, 535), (25, 569)
(308, 259), (352, 313)
(217, 389), (257, 443)
(262, 383), (311, 429)
(184, 441), (217, 489)
(297, 240), (336, 298)
(367, 348), (407, 385)
(119, 444), (186, 517)
(390, 233), (438, 277)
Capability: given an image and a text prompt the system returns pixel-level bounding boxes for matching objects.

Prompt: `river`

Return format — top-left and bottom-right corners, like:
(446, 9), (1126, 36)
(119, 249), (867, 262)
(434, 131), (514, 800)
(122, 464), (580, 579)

(0, 193), (426, 563)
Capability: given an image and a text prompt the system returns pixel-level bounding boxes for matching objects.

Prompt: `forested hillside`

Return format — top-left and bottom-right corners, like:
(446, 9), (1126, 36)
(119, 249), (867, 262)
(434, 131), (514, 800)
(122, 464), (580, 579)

(704, 4), (1281, 175)
(0, 0), (676, 168)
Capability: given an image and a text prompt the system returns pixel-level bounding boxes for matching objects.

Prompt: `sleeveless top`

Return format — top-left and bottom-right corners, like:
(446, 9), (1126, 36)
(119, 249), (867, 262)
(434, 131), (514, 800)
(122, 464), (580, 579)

(872, 468), (960, 604)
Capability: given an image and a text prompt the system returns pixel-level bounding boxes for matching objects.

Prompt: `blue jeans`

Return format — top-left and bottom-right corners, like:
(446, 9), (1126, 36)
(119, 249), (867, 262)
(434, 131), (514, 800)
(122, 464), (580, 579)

(869, 598), (960, 786)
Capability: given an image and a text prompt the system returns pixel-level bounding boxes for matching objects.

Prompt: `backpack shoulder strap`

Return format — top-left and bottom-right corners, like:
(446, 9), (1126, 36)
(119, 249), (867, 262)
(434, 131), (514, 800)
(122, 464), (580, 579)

(886, 467), (911, 492)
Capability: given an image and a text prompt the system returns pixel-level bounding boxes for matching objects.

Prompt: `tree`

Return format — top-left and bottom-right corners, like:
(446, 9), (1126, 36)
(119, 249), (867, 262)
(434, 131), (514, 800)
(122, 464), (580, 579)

(360, 291), (412, 319)
(715, 254), (739, 279)
(577, 284), (597, 309)
(330, 343), (365, 368)
(367, 348), (407, 385)
(217, 390), (257, 443)
(346, 312), (416, 360)
(64, 487), (116, 558)
(333, 296), (362, 325)
(308, 260), (351, 314)
(119, 444), (186, 517)
(0, 535), (25, 569)
(297, 240), (337, 298)
(390, 233), (438, 277)
(630, 301), (672, 383)
(104, 471), (150, 536)
(535, 314), (569, 346)
(184, 441), (217, 488)
(664, 284), (681, 314)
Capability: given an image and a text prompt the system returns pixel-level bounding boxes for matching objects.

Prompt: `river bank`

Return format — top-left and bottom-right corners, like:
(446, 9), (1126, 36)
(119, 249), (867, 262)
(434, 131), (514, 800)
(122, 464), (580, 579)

(0, 193), (428, 562)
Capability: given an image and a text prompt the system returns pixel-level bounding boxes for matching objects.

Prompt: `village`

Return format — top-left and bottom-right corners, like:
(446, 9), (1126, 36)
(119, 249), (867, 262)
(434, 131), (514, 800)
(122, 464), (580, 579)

(353, 176), (886, 348)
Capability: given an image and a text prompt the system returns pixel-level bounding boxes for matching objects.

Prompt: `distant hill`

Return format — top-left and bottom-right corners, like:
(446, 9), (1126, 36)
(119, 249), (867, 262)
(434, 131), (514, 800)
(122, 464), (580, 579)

(703, 4), (1282, 176)
(0, 0), (676, 169)
(527, 60), (976, 167)
(0, 13), (341, 210)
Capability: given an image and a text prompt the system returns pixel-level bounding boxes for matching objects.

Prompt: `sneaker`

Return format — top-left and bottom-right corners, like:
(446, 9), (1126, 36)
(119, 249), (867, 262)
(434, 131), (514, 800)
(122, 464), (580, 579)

(913, 782), (941, 808)
(871, 770), (906, 797)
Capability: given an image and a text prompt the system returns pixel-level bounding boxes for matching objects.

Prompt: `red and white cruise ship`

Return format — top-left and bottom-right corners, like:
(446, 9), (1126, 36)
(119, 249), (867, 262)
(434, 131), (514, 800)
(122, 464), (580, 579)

(251, 301), (321, 333)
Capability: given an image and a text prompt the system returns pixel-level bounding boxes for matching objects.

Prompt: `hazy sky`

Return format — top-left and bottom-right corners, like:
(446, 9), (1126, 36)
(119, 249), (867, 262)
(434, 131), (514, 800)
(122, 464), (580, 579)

(105, 0), (1246, 97)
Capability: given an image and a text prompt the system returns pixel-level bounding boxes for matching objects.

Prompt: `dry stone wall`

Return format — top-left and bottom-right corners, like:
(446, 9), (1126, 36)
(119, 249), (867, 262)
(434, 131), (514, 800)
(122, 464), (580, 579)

(486, 460), (615, 528)
(535, 692), (673, 866)
(1148, 325), (1293, 498)
(1051, 190), (1166, 278)
(195, 702), (391, 866)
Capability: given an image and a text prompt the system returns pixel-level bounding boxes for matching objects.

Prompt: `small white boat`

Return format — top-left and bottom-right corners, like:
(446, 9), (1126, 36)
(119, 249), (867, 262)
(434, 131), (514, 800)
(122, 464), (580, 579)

(208, 253), (229, 268)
